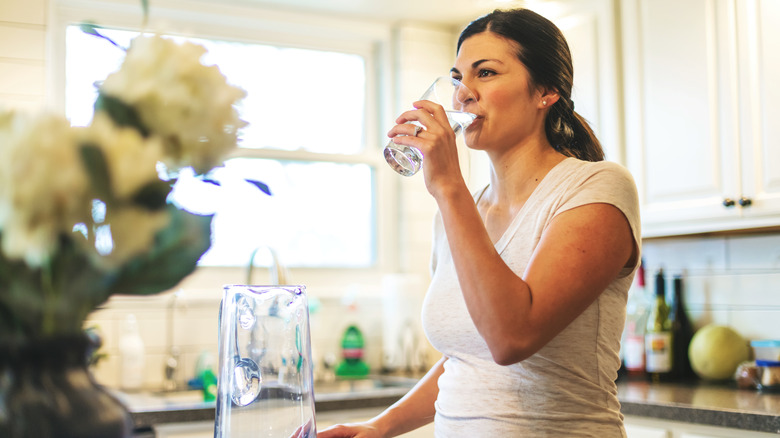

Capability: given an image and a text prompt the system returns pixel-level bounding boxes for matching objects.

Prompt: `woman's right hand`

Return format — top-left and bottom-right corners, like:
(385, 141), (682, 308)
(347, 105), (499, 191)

(317, 421), (383, 438)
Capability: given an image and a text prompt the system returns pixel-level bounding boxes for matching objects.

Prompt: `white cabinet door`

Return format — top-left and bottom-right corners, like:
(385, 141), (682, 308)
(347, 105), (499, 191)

(624, 0), (780, 236)
(623, 0), (743, 236)
(154, 421), (213, 438)
(736, 0), (780, 221)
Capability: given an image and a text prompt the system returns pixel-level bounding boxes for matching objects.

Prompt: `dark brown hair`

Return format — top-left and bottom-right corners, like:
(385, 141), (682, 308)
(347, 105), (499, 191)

(457, 9), (604, 162)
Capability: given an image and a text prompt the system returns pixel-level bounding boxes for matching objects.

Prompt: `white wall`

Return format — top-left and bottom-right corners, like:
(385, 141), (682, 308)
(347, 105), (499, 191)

(0, 0), (48, 111)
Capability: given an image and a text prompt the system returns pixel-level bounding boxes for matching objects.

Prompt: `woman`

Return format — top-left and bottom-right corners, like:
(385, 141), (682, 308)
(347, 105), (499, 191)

(319, 8), (640, 437)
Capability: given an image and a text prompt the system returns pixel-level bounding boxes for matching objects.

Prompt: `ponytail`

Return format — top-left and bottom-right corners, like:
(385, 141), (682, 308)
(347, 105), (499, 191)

(546, 98), (604, 162)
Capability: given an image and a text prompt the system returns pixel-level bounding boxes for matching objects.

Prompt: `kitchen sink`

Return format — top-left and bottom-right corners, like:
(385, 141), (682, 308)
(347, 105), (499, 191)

(116, 375), (418, 410)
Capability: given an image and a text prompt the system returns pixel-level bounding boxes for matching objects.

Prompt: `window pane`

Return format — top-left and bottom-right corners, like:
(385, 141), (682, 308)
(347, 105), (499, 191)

(65, 26), (367, 154)
(170, 158), (375, 267)
(65, 27), (136, 126)
(65, 26), (374, 268)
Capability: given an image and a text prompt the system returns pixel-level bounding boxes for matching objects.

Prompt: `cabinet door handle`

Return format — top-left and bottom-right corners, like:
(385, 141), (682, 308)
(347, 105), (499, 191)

(723, 198), (736, 207)
(738, 197), (753, 207)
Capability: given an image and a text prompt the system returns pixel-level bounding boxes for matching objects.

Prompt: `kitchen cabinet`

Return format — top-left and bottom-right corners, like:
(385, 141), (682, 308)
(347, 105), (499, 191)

(624, 422), (670, 438)
(622, 0), (780, 237)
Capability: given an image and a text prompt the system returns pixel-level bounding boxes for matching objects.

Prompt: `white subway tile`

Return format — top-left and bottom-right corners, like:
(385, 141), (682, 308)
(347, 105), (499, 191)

(0, 0), (46, 25)
(0, 93), (44, 111)
(728, 309), (780, 341)
(0, 25), (45, 60)
(682, 273), (780, 308)
(0, 61), (44, 95)
(688, 308), (731, 330)
(727, 234), (780, 270)
(641, 236), (727, 274)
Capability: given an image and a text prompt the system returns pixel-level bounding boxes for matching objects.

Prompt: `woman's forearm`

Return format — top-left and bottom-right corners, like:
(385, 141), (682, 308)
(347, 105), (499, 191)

(368, 357), (445, 437)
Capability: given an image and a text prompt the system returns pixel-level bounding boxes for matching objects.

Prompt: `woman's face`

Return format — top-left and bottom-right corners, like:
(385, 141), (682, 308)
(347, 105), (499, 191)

(452, 32), (545, 153)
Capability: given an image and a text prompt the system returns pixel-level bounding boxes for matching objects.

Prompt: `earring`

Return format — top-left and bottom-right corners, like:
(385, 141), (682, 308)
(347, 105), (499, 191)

(542, 100), (547, 106)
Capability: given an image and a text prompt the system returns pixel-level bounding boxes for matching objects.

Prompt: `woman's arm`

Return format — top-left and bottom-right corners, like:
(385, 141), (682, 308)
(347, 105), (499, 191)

(387, 100), (635, 366)
(317, 357), (445, 438)
(435, 183), (635, 365)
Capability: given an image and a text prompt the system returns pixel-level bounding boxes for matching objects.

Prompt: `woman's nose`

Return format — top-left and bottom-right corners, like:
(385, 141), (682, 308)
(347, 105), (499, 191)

(454, 83), (476, 109)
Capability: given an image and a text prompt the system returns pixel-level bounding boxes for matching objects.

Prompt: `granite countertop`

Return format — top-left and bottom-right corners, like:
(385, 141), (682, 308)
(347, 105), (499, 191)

(617, 380), (780, 433)
(119, 377), (416, 432)
(120, 379), (780, 434)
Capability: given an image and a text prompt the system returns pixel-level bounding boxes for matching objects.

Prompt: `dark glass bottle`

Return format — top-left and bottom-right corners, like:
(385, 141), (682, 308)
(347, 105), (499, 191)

(670, 275), (696, 381)
(645, 268), (672, 383)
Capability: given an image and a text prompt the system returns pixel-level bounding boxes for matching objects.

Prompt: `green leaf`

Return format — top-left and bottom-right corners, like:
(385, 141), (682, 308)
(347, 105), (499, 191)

(94, 93), (150, 137)
(141, 0), (150, 27)
(79, 144), (114, 203)
(132, 180), (173, 210)
(79, 22), (124, 50)
(107, 207), (213, 296)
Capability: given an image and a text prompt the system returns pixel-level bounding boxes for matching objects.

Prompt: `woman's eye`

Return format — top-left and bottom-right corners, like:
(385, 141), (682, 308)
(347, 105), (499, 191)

(477, 69), (495, 78)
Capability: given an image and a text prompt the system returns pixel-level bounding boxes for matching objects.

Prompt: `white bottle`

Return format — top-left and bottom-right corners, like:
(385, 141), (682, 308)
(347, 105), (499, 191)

(119, 314), (145, 391)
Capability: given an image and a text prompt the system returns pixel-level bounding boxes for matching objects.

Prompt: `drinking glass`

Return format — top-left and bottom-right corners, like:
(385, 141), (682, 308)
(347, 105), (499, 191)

(383, 76), (478, 176)
(215, 285), (316, 438)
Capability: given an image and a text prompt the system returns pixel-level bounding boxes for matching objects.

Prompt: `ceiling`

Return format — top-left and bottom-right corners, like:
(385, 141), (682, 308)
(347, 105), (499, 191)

(226, 0), (531, 26)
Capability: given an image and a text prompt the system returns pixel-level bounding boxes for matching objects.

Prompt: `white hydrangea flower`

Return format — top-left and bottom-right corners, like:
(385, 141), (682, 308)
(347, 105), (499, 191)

(71, 114), (172, 268)
(99, 35), (247, 175)
(86, 205), (171, 270)
(0, 111), (90, 266)
(79, 113), (165, 200)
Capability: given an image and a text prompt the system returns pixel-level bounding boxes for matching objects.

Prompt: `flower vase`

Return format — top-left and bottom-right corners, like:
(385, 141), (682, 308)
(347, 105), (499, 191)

(0, 334), (133, 438)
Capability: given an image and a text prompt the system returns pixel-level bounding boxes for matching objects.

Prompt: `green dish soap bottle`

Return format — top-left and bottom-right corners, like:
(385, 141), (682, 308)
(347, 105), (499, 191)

(335, 325), (370, 379)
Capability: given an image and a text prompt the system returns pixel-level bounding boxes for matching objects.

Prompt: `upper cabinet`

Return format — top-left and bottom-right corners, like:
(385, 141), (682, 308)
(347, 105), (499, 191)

(622, 0), (780, 237)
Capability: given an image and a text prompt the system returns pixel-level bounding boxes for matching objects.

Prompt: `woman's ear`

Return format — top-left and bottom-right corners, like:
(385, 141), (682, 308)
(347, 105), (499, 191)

(538, 90), (561, 109)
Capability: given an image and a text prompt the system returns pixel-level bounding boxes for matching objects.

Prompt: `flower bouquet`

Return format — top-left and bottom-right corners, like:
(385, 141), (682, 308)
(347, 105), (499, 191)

(0, 30), (250, 437)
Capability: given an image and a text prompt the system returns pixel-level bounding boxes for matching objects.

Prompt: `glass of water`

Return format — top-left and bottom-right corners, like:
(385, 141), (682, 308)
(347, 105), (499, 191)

(384, 76), (478, 176)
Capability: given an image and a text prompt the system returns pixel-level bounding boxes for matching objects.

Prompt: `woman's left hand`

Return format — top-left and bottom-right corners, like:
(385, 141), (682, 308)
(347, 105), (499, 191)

(387, 100), (467, 197)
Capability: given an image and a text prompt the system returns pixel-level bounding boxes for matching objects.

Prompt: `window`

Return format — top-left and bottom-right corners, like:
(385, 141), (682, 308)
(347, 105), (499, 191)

(65, 26), (376, 268)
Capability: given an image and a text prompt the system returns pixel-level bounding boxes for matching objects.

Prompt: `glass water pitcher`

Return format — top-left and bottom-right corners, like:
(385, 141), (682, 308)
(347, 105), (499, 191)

(215, 285), (316, 437)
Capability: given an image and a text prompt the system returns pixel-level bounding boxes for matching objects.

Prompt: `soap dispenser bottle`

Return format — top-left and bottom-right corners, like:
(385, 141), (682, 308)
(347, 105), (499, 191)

(335, 325), (370, 378)
(119, 314), (145, 391)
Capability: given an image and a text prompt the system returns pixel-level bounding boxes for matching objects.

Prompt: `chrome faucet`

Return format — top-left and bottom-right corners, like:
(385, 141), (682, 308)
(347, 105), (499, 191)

(163, 290), (186, 391)
(246, 246), (289, 285)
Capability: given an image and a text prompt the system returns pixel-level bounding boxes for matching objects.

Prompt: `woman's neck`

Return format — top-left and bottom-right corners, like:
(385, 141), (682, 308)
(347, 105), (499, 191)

(486, 142), (566, 206)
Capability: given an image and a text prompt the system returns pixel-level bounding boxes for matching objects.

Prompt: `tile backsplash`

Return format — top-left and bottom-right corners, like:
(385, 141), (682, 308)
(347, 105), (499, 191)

(641, 232), (780, 342)
(85, 281), (434, 391)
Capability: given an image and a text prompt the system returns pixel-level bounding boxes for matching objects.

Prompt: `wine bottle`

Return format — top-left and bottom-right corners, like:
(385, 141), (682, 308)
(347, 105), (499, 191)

(622, 260), (650, 380)
(645, 268), (672, 383)
(670, 275), (696, 381)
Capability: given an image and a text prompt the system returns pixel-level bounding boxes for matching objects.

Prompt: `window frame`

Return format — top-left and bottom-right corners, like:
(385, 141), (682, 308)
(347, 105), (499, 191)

(50, 0), (400, 276)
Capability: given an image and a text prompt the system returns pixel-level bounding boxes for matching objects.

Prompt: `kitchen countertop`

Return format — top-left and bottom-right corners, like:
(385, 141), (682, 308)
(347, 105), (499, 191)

(617, 380), (780, 433)
(118, 377), (416, 433)
(120, 379), (780, 434)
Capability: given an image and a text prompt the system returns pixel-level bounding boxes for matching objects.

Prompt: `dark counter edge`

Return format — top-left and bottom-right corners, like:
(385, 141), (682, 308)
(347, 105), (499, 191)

(620, 400), (780, 434)
(130, 393), (780, 434)
(130, 394), (403, 431)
